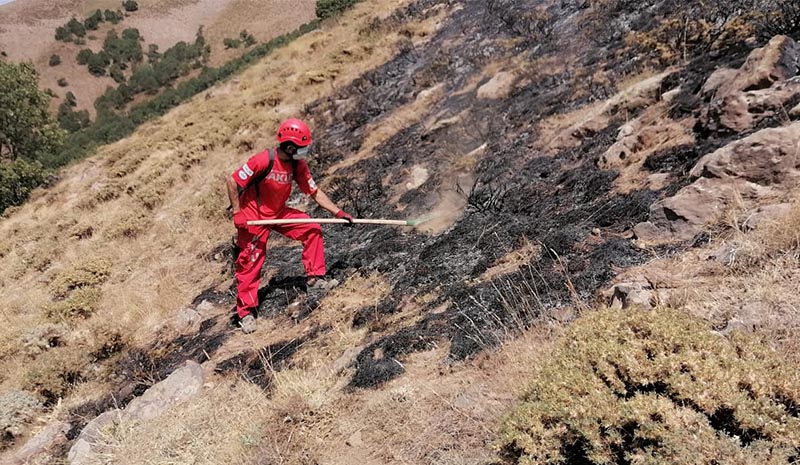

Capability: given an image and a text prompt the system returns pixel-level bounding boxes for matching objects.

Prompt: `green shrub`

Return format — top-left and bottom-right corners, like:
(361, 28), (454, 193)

(498, 308), (800, 464)
(240, 30), (257, 47)
(0, 391), (42, 441)
(66, 17), (86, 38)
(57, 77), (68, 87)
(48, 54), (61, 66)
(0, 159), (46, 214)
(49, 258), (112, 299)
(55, 26), (71, 42)
(316, 0), (360, 20)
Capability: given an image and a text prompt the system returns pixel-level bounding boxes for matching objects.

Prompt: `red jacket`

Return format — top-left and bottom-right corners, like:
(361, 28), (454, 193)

(232, 149), (318, 220)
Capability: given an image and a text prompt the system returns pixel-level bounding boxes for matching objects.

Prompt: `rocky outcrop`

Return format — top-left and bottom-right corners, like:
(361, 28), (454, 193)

(699, 35), (800, 134)
(636, 122), (800, 243)
(66, 361), (204, 465)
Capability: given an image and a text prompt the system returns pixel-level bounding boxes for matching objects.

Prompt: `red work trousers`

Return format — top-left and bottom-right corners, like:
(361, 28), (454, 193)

(234, 207), (326, 318)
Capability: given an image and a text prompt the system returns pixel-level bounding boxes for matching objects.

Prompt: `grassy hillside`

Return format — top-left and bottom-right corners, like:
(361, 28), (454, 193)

(1, 0), (799, 463)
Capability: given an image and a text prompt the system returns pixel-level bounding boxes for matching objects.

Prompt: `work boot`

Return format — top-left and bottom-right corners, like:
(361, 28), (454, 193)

(240, 314), (256, 334)
(307, 276), (339, 291)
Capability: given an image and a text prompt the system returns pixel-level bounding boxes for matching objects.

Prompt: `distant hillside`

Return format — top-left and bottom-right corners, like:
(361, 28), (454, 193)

(0, 0), (315, 115)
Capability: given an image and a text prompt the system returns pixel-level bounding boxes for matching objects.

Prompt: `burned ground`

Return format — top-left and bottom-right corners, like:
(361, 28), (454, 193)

(172, 0), (789, 390)
(233, 0), (734, 388)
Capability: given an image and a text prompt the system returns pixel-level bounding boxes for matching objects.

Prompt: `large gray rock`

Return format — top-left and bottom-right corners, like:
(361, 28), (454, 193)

(125, 360), (204, 421)
(636, 123), (800, 243)
(66, 361), (205, 464)
(11, 421), (69, 465)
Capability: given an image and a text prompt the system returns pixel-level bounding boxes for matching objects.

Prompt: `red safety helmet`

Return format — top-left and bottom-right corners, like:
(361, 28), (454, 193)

(276, 118), (312, 147)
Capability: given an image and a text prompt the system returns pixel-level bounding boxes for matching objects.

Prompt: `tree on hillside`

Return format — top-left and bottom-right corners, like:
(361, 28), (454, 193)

(109, 63), (126, 83)
(103, 9), (123, 24)
(66, 18), (87, 38)
(87, 52), (109, 76)
(122, 0), (139, 12)
(147, 44), (160, 62)
(0, 62), (64, 161)
(77, 49), (94, 66)
(65, 91), (77, 107)
(55, 26), (71, 42)
(49, 54), (61, 66)
(224, 37), (241, 49)
(85, 10), (104, 30)
(240, 30), (257, 47)
(129, 63), (159, 94)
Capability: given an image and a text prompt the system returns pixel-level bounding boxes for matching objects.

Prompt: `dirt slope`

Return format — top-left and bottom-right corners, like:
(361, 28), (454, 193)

(1, 0), (799, 464)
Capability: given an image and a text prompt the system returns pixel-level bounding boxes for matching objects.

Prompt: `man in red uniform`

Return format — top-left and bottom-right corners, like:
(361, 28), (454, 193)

(226, 118), (353, 333)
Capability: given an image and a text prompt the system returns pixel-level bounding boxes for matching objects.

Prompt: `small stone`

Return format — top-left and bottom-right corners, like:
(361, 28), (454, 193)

(330, 345), (364, 374)
(176, 307), (200, 328)
(609, 282), (655, 310)
(196, 300), (215, 313)
(68, 409), (122, 465)
(346, 430), (364, 447)
(709, 242), (738, 267)
(661, 87), (681, 103)
(477, 71), (516, 100)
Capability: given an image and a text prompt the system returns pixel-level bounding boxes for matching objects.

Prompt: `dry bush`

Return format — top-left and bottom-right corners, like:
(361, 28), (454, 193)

(0, 390), (42, 447)
(24, 347), (89, 404)
(757, 0), (800, 40)
(497, 308), (800, 465)
(46, 286), (103, 320)
(48, 258), (112, 299)
(628, 15), (755, 66)
(68, 221), (94, 240)
(20, 322), (69, 357)
(109, 151), (150, 178)
(127, 174), (176, 210)
(103, 208), (152, 239)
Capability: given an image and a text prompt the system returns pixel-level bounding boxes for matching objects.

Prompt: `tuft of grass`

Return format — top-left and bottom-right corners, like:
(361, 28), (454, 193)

(24, 347), (89, 404)
(46, 286), (103, 320)
(49, 258), (112, 299)
(103, 208), (152, 239)
(497, 307), (800, 465)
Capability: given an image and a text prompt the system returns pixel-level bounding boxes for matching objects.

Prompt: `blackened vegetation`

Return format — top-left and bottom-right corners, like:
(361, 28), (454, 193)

(305, 0), (700, 388)
(226, 0), (788, 390)
(215, 327), (327, 390)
